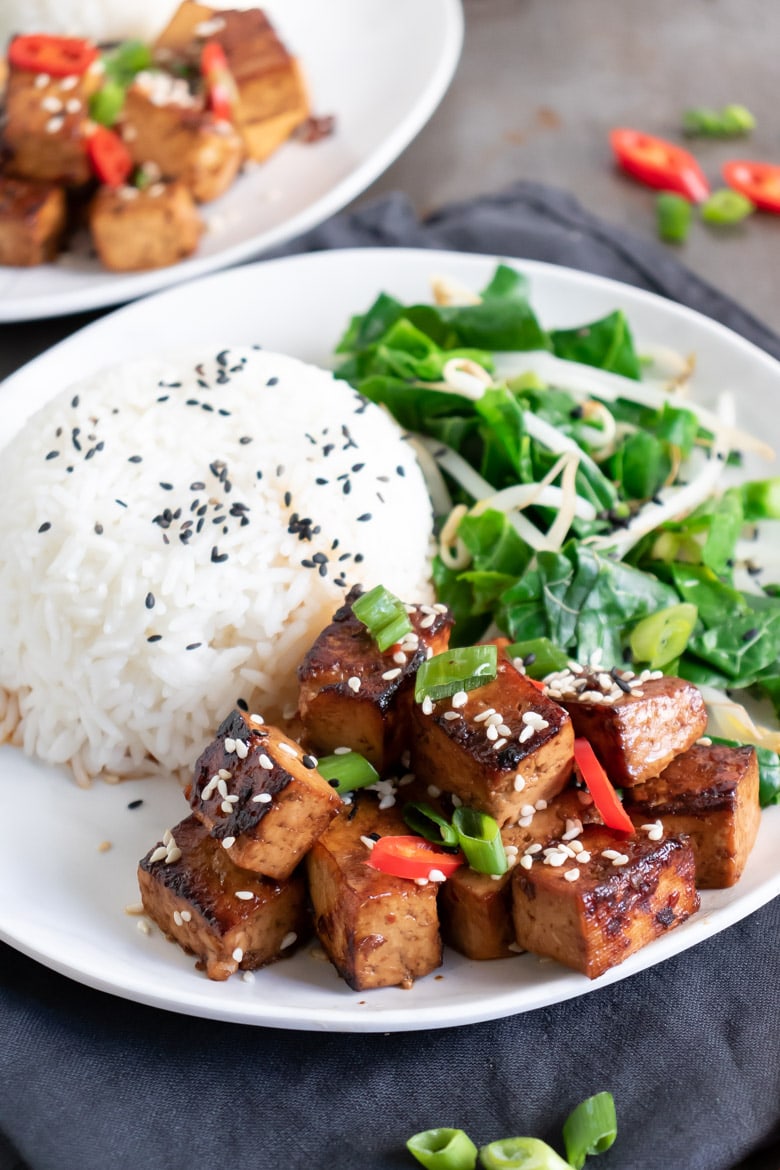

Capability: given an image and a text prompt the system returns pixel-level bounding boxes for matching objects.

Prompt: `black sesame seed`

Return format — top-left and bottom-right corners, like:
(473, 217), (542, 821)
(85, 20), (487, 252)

(197, 379), (210, 390)
(236, 697), (248, 711)
(301, 559), (315, 569)
(328, 778), (340, 788)
(216, 350), (229, 367)
(201, 403), (214, 413)
(45, 450), (59, 460)
(343, 481), (351, 495)
(302, 755), (318, 769)
(266, 376), (279, 386)
(354, 554), (364, 563)
(322, 443), (335, 457)
(156, 395), (169, 403)
(116, 499), (127, 508)
(239, 436), (252, 445)
(218, 409), (231, 417)
(190, 481), (205, 491)
(95, 523), (103, 535)
(147, 635), (162, 643)
(160, 482), (173, 491)
(352, 463), (364, 473)
(145, 592), (155, 610)
(396, 465), (405, 476)
(312, 552), (327, 564)
(338, 553), (351, 562)
(186, 399), (199, 406)
(186, 642), (202, 651)
(197, 505), (208, 516)
(129, 455), (143, 464)
(256, 470), (263, 480)
(38, 522), (51, 533)
(127, 799), (144, 810)
(357, 513), (372, 522)
(318, 564), (328, 577)
(742, 628), (759, 642)
(276, 464), (284, 477)
(211, 547), (228, 564)
(196, 518), (205, 533)
(316, 478), (328, 486)
(284, 491), (292, 507)
(71, 395), (80, 408)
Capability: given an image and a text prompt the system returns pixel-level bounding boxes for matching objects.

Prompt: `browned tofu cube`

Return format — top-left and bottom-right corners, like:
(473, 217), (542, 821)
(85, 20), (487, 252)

(88, 180), (203, 271)
(551, 667), (707, 786)
(0, 175), (66, 265)
(410, 658), (574, 828)
(512, 824), (699, 979)
(439, 787), (602, 960)
(307, 795), (441, 990)
(155, 1), (219, 51)
(3, 56), (101, 185)
(138, 814), (308, 981)
(189, 709), (341, 880)
(624, 742), (760, 888)
(122, 80), (244, 203)
(298, 587), (453, 773)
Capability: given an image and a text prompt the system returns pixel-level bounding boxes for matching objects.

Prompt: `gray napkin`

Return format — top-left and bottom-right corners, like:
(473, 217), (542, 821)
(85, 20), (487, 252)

(1, 182), (779, 1170)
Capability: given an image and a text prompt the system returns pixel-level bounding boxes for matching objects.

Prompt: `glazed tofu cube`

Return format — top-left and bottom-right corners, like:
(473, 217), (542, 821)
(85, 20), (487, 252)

(551, 668), (707, 786)
(154, 1), (218, 51)
(122, 80), (244, 203)
(624, 742), (760, 888)
(89, 180), (203, 271)
(298, 587), (453, 773)
(306, 795), (441, 990)
(512, 824), (699, 979)
(0, 176), (66, 265)
(138, 814), (308, 981)
(409, 658), (574, 828)
(439, 787), (602, 960)
(3, 56), (101, 185)
(189, 709), (341, 881)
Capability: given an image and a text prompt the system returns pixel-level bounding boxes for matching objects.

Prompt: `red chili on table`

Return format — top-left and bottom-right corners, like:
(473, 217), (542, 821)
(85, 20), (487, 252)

(609, 128), (710, 203)
(366, 835), (464, 881)
(87, 126), (133, 188)
(722, 160), (780, 214)
(9, 34), (97, 77)
(573, 738), (635, 835)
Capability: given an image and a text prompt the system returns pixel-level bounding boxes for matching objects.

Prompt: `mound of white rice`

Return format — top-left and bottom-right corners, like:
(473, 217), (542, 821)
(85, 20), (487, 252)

(0, 347), (434, 785)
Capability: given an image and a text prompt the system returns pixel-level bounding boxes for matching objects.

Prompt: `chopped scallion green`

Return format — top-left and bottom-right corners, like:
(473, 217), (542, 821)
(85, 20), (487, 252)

(629, 602), (698, 669)
(89, 80), (126, 127)
(407, 1128), (478, 1170)
(402, 802), (460, 848)
(562, 1092), (617, 1169)
(452, 806), (507, 875)
(415, 645), (498, 703)
(656, 192), (692, 243)
(315, 750), (379, 794)
(505, 637), (569, 679)
(479, 1136), (575, 1169)
(352, 584), (413, 651)
(682, 103), (756, 137)
(701, 188), (755, 226)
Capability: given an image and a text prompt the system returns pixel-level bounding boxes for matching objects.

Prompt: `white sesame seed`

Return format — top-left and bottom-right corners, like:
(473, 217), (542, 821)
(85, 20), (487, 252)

(428, 869), (447, 882)
(486, 724), (499, 741)
(419, 613), (436, 628)
(525, 843), (543, 855)
(486, 712), (503, 726)
(422, 696), (433, 715)
(41, 95), (63, 113)
(221, 800), (233, 813)
(427, 784), (441, 798)
(513, 775), (526, 792)
(258, 754), (273, 770)
(234, 739), (249, 759)
(224, 737), (236, 753)
(235, 891), (254, 900)
(232, 947), (244, 962)
(124, 903), (145, 916)
(564, 868), (580, 882)
(497, 723), (512, 737)
(697, 736), (712, 746)
(518, 725), (535, 743)
(569, 839), (584, 854)
(519, 855), (534, 870)
(347, 676), (361, 693)
(601, 849), (621, 860)
(250, 713), (264, 724)
(433, 603), (449, 614)
(561, 818), (583, 841)
(137, 919), (151, 935)
(222, 836), (236, 849)
(414, 877), (429, 886)
(173, 911), (183, 926)
(534, 799), (548, 811)
(398, 772), (416, 786)
(544, 850), (566, 867)
(612, 854), (629, 866)
(378, 794), (396, 810)
(490, 873), (503, 881)
(451, 793), (462, 807)
(505, 845), (519, 857)
(492, 737), (508, 750)
(393, 651), (407, 665)
(426, 647), (434, 659)
(451, 690), (469, 709)
(473, 708), (496, 723)
(280, 931), (297, 949)
(217, 779), (229, 799)
(253, 792), (272, 804)
(181, 910), (192, 922)
(166, 846), (181, 864)
(443, 710), (460, 721)
(163, 829), (173, 846)
(520, 804), (536, 817)
(34, 73), (51, 88)
(277, 742), (297, 757)
(148, 845), (167, 864)
(59, 74), (79, 90)
(241, 971), (255, 983)
(557, 843), (576, 859)
(218, 768), (232, 780)
(360, 835), (376, 850)
(518, 815), (534, 827)
(382, 667), (402, 680)
(65, 97), (81, 113)
(578, 851), (591, 863)
(334, 746), (351, 755)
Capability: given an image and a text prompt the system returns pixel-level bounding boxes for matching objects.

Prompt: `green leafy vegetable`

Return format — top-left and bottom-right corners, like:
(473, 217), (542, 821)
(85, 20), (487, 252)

(550, 311), (641, 379)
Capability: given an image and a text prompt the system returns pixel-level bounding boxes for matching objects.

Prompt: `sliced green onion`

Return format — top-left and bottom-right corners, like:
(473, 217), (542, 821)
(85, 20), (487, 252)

(479, 1136), (574, 1169)
(656, 192), (692, 243)
(629, 602), (698, 669)
(102, 39), (153, 85)
(315, 750), (379, 794)
(452, 807), (507, 875)
(682, 103), (755, 137)
(403, 802), (460, 848)
(562, 1092), (617, 1169)
(407, 1128), (478, 1170)
(89, 80), (126, 127)
(505, 638), (569, 680)
(741, 477), (780, 520)
(351, 584), (413, 651)
(415, 645), (498, 704)
(701, 189), (754, 226)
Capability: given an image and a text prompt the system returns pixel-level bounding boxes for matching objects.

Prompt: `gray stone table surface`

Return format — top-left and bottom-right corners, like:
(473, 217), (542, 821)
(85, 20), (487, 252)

(1, 0), (779, 378)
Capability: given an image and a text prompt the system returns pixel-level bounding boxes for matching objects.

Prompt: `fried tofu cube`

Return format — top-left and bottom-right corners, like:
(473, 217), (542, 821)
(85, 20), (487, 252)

(306, 795), (441, 990)
(138, 814), (308, 981)
(409, 658), (574, 828)
(298, 588), (453, 774)
(554, 670), (707, 786)
(439, 787), (602, 960)
(624, 742), (760, 888)
(122, 80), (244, 202)
(3, 56), (101, 185)
(88, 180), (203, 271)
(189, 709), (341, 881)
(512, 824), (699, 979)
(0, 175), (66, 265)
(155, 1), (218, 51)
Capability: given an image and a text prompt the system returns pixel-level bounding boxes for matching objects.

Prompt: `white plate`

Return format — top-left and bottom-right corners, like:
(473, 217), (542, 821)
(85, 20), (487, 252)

(0, 0), (463, 323)
(1, 248), (779, 1032)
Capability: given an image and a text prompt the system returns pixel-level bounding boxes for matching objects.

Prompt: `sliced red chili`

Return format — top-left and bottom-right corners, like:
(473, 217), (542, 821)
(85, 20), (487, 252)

(87, 126), (133, 188)
(722, 160), (780, 214)
(573, 738), (635, 834)
(609, 128), (710, 203)
(9, 34), (97, 78)
(201, 41), (237, 122)
(365, 835), (464, 881)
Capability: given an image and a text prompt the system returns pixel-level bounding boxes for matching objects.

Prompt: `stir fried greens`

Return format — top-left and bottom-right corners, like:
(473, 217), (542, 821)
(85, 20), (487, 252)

(333, 264), (780, 804)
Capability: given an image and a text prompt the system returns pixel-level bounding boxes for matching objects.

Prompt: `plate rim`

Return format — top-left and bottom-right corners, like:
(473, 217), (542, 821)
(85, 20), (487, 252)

(1, 244), (779, 1032)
